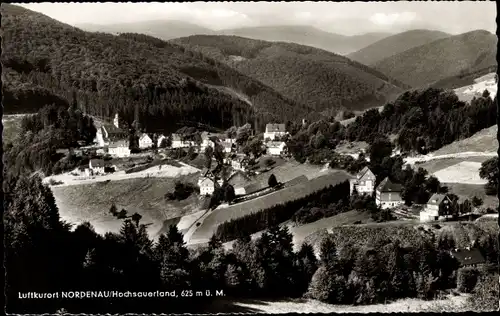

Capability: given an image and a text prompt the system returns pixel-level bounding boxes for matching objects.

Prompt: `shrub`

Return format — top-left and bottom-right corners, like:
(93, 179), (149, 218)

(467, 273), (499, 311)
(456, 267), (480, 293)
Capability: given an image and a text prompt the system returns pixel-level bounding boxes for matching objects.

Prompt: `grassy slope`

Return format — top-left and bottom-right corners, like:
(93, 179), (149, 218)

(347, 29), (451, 66)
(431, 125), (497, 156)
(190, 170), (352, 243)
(52, 174), (202, 238)
(2, 115), (25, 143)
(373, 30), (497, 87)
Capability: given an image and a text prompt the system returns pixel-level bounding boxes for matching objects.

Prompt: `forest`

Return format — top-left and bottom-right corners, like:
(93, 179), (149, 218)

(172, 35), (407, 113)
(2, 4), (314, 134)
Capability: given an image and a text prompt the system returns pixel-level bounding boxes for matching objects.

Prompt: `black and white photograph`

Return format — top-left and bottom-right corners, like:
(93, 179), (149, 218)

(2, 1), (499, 314)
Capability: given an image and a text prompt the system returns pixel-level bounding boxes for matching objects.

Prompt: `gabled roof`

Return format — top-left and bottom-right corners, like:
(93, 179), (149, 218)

(90, 159), (104, 168)
(199, 177), (215, 187)
(450, 248), (485, 266)
(102, 124), (126, 136)
(139, 133), (152, 141)
(376, 177), (402, 193)
(357, 166), (375, 180)
(427, 194), (449, 206)
(265, 123), (286, 133)
(266, 141), (287, 148)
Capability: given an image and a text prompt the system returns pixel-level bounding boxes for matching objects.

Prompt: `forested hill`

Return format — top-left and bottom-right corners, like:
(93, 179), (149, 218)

(347, 29), (451, 66)
(171, 35), (409, 114)
(219, 25), (391, 55)
(372, 30), (498, 88)
(2, 4), (313, 133)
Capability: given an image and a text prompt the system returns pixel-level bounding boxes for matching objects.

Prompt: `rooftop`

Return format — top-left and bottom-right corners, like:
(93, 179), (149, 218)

(450, 248), (486, 266)
(427, 193), (449, 206)
(376, 177), (402, 193)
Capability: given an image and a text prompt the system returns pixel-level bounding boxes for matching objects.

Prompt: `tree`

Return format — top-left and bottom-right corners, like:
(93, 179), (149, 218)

(224, 184), (236, 203)
(368, 137), (393, 174)
(471, 196), (483, 208)
(204, 146), (214, 169)
(268, 174), (278, 187)
(479, 157), (498, 195)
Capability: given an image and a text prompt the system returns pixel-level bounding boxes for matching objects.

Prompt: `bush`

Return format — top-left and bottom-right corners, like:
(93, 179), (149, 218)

(166, 181), (197, 201)
(467, 273), (499, 311)
(457, 267), (480, 293)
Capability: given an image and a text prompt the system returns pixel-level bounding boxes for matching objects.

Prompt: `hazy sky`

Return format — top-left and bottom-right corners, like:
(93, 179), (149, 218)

(18, 1), (497, 35)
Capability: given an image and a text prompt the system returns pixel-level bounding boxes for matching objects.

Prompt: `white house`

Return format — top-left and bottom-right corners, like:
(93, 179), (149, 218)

(139, 133), (153, 149)
(420, 194), (452, 222)
(199, 177), (216, 196)
(221, 141), (235, 154)
(375, 177), (404, 209)
(89, 159), (108, 175)
(349, 167), (376, 195)
(171, 133), (196, 148)
(108, 140), (130, 158)
(264, 123), (287, 141)
(232, 156), (249, 171)
(266, 141), (287, 156)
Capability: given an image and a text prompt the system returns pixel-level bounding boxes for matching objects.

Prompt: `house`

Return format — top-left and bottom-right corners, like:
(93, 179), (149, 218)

(232, 156), (249, 171)
(228, 171), (252, 196)
(349, 167), (376, 195)
(375, 177), (404, 209)
(449, 247), (486, 267)
(95, 122), (128, 147)
(171, 133), (194, 148)
(264, 123), (287, 141)
(138, 133), (153, 149)
(108, 140), (130, 158)
(420, 194), (452, 222)
(199, 177), (216, 196)
(88, 159), (111, 175)
(221, 141), (236, 154)
(266, 141), (287, 156)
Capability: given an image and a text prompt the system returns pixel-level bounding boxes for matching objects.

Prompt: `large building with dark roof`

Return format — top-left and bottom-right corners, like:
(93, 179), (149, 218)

(375, 177), (404, 209)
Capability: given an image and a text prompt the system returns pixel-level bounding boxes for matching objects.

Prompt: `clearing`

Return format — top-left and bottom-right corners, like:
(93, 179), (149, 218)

(431, 125), (497, 156)
(432, 161), (487, 185)
(414, 156), (490, 174)
(188, 170), (352, 244)
(2, 114), (28, 143)
(453, 72), (497, 103)
(52, 174), (204, 239)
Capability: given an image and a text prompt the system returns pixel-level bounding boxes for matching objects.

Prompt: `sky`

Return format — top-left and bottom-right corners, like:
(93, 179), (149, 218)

(17, 1), (497, 36)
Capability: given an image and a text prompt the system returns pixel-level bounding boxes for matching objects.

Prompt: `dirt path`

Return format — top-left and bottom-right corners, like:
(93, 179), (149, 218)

(404, 151), (497, 165)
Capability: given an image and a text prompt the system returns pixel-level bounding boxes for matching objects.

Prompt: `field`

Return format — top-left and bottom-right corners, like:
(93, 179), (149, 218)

(431, 125), (497, 156)
(209, 293), (472, 313)
(443, 182), (498, 209)
(252, 159), (335, 185)
(432, 161), (487, 185)
(188, 170), (352, 244)
(52, 174), (203, 238)
(335, 141), (369, 155)
(415, 156), (490, 174)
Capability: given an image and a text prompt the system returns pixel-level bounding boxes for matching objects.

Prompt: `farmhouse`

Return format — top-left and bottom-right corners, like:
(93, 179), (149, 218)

(375, 177), (404, 209)
(108, 140), (130, 157)
(88, 159), (111, 175)
(232, 156), (249, 171)
(199, 177), (216, 196)
(420, 194), (452, 222)
(449, 247), (486, 267)
(349, 166), (376, 195)
(95, 123), (128, 147)
(264, 123), (287, 141)
(266, 141), (287, 156)
(139, 133), (153, 149)
(221, 141), (236, 154)
(171, 133), (196, 148)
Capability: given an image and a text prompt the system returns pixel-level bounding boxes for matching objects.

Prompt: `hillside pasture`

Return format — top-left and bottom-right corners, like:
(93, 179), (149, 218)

(189, 170), (352, 244)
(443, 182), (498, 209)
(431, 125), (497, 156)
(415, 156), (491, 174)
(52, 174), (202, 238)
(432, 161), (487, 185)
